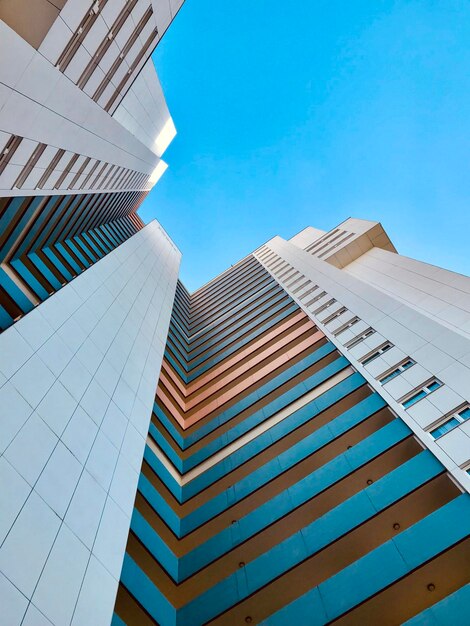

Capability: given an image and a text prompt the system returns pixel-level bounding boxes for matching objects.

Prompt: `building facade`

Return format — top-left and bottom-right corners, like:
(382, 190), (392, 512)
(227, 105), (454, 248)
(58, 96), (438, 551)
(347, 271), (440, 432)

(0, 0), (181, 331)
(1, 209), (470, 625)
(110, 219), (470, 625)
(0, 1), (183, 624)
(1, 4), (469, 625)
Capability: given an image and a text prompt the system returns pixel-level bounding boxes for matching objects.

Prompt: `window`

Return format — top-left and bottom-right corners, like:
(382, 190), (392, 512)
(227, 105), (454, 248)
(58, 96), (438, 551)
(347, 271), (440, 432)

(459, 407), (470, 420)
(299, 285), (319, 301)
(318, 232), (355, 259)
(379, 359), (415, 385)
(345, 327), (375, 349)
(313, 298), (336, 315)
(278, 266), (296, 280)
(360, 342), (393, 365)
(324, 306), (347, 325)
(306, 228), (340, 254)
(334, 316), (359, 337)
(430, 405), (470, 439)
(292, 279), (309, 294)
(402, 379), (443, 408)
(304, 290), (326, 307)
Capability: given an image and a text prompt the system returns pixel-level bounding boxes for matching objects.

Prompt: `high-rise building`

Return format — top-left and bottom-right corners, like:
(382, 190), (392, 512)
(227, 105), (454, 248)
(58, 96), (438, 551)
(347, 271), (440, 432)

(0, 1), (182, 623)
(1, 5), (469, 626)
(0, 0), (181, 331)
(1, 212), (469, 625)
(110, 218), (470, 626)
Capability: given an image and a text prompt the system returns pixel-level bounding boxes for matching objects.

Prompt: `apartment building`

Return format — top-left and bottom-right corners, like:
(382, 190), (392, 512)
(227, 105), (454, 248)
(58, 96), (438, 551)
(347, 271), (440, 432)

(0, 4), (469, 624)
(0, 0), (181, 331)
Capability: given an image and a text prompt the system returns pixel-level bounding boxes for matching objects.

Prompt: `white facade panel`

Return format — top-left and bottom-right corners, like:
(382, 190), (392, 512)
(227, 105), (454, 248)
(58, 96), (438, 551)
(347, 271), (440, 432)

(255, 220), (470, 493)
(345, 247), (470, 339)
(0, 221), (180, 625)
(0, 17), (177, 197)
(113, 58), (176, 157)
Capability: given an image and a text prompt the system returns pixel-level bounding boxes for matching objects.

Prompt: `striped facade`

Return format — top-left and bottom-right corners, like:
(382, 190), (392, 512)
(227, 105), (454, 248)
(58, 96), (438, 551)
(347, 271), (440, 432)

(112, 252), (470, 626)
(0, 5), (468, 620)
(0, 190), (145, 330)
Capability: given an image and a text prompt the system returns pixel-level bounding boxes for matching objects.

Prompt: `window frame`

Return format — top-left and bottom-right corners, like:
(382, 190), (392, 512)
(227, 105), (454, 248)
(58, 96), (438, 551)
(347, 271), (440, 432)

(428, 404), (470, 440)
(401, 378), (443, 409)
(359, 341), (393, 365)
(378, 358), (415, 385)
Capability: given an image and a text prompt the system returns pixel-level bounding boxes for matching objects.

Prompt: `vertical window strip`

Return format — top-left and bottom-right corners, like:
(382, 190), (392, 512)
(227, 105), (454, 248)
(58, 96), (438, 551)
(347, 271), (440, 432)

(68, 156), (91, 189)
(37, 148), (66, 189)
(93, 5), (154, 103)
(81, 160), (101, 190)
(77, 0), (139, 89)
(0, 136), (23, 176)
(90, 162), (108, 189)
(100, 164), (116, 189)
(54, 153), (80, 189)
(56, 0), (110, 74)
(104, 24), (159, 112)
(13, 143), (47, 189)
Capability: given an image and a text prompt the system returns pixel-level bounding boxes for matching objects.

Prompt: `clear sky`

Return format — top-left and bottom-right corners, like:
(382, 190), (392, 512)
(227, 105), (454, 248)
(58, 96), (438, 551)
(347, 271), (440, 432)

(140, 0), (470, 292)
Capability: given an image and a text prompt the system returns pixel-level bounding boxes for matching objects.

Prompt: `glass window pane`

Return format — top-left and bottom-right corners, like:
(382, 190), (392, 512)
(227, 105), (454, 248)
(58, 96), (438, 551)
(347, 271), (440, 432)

(458, 407), (470, 421)
(362, 352), (379, 365)
(381, 369), (400, 384)
(403, 389), (427, 408)
(431, 418), (459, 439)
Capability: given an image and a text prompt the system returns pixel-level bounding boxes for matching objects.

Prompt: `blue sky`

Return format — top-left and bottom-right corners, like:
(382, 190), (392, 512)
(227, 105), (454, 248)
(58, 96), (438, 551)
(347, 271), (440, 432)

(141, 0), (470, 292)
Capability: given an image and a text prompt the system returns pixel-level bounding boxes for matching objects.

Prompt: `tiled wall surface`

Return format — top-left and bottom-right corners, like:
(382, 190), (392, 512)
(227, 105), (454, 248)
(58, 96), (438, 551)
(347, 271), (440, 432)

(345, 246), (470, 338)
(0, 21), (165, 195)
(255, 235), (470, 492)
(113, 60), (176, 157)
(39, 0), (184, 115)
(0, 220), (180, 625)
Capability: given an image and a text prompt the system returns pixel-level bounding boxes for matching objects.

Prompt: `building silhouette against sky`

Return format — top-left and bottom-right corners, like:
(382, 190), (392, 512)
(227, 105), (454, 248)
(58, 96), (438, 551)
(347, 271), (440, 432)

(0, 2), (469, 625)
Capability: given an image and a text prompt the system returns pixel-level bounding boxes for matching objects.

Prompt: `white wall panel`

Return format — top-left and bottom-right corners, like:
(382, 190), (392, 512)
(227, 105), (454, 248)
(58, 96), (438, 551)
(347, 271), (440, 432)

(256, 227), (470, 494)
(346, 247), (470, 338)
(113, 58), (176, 157)
(0, 220), (180, 625)
(0, 21), (166, 195)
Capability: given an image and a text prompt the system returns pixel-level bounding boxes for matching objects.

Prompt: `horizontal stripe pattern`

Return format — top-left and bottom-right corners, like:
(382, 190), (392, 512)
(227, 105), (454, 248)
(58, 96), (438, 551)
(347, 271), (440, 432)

(0, 191), (145, 331)
(113, 255), (470, 625)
